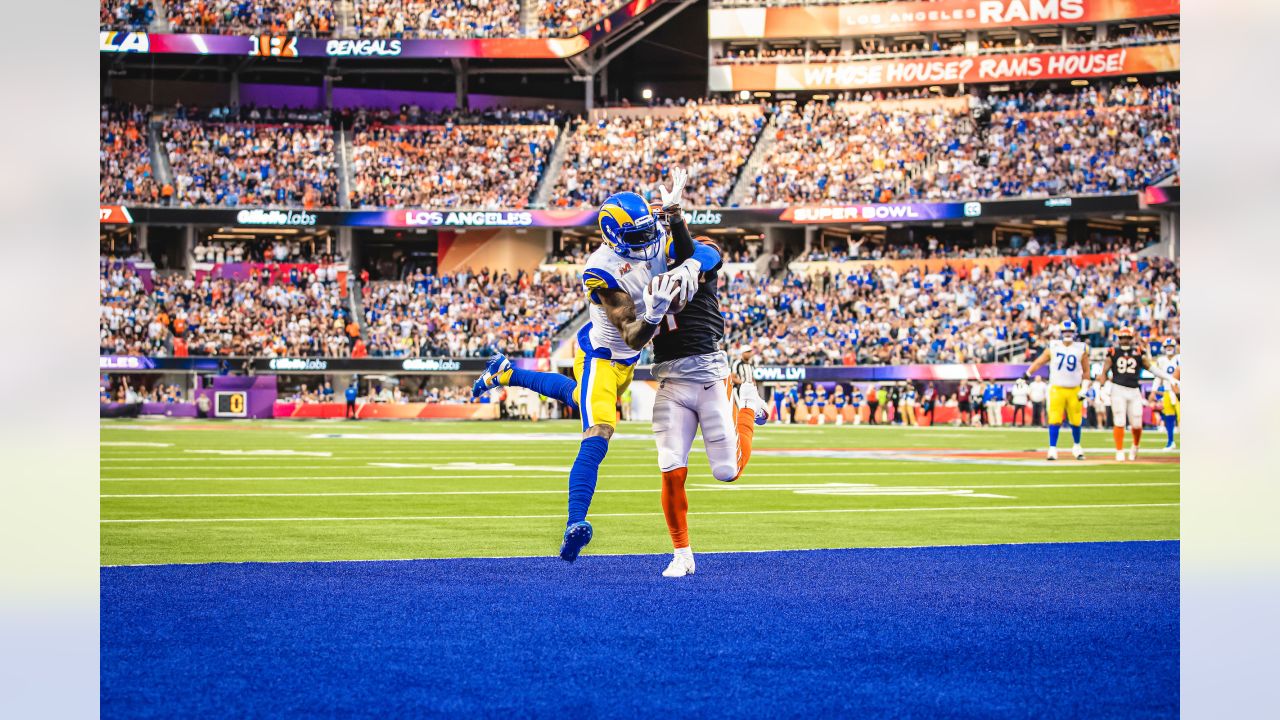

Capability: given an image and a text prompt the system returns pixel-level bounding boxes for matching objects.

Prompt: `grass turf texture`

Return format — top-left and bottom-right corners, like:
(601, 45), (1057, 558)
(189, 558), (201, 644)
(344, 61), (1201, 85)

(102, 541), (1178, 718)
(101, 419), (1178, 566)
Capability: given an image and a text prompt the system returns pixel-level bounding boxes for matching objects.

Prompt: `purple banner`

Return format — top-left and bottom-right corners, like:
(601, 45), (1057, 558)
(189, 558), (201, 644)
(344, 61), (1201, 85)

(196, 375), (278, 419)
(141, 402), (199, 418)
(100, 31), (588, 60)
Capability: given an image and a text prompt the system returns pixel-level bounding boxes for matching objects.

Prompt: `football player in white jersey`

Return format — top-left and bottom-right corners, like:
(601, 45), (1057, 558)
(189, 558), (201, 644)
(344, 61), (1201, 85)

(471, 189), (702, 562)
(1157, 338), (1181, 449)
(1024, 320), (1089, 460)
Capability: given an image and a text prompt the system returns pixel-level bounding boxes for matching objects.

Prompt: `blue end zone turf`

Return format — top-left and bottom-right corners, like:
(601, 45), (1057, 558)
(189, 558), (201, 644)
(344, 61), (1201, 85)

(102, 541), (1177, 718)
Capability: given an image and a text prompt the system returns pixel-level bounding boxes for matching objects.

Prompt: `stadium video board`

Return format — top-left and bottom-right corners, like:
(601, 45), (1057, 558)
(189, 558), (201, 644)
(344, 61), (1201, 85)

(709, 0), (1181, 39)
(710, 43), (1179, 92)
(99, 194), (1143, 229)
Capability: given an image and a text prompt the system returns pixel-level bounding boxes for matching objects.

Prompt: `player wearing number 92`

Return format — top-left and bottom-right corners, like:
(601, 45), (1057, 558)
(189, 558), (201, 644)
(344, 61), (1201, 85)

(1023, 320), (1089, 461)
(1093, 327), (1179, 462)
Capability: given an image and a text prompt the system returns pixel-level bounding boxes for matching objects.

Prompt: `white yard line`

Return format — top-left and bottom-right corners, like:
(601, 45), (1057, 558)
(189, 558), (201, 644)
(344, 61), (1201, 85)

(100, 482), (1179, 499)
(99, 467), (1178, 482)
(100, 502), (1179, 523)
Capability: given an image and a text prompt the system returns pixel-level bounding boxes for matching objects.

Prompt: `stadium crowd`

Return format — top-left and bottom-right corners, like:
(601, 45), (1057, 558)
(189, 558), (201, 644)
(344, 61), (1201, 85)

(348, 122), (558, 208)
(915, 83), (1180, 199)
(533, 0), (626, 36)
(748, 82), (1179, 205)
(354, 0), (519, 39)
(101, 104), (162, 204)
(166, 0), (336, 36)
(162, 118), (339, 207)
(721, 251), (1180, 366)
(101, 0), (156, 29)
(748, 101), (967, 206)
(553, 104), (766, 207)
(100, 258), (358, 357)
(361, 267), (584, 358)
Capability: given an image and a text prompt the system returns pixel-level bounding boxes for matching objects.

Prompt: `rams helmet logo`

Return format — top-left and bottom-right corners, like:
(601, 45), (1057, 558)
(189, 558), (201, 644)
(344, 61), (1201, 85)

(598, 191), (665, 261)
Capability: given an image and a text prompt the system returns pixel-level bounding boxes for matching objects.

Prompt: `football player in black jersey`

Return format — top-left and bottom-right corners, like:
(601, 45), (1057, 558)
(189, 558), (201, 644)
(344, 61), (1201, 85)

(647, 169), (769, 578)
(1093, 327), (1180, 461)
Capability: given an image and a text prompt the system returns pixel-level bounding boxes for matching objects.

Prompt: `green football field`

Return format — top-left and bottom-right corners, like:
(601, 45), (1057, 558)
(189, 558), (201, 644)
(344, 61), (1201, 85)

(100, 419), (1179, 566)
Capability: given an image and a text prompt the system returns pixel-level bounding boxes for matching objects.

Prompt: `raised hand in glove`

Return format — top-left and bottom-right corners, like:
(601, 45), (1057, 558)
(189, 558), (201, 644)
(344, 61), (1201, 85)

(657, 167), (688, 213)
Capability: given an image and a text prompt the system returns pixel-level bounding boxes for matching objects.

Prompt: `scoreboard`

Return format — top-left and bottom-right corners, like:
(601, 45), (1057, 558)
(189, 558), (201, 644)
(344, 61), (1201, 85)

(215, 391), (247, 418)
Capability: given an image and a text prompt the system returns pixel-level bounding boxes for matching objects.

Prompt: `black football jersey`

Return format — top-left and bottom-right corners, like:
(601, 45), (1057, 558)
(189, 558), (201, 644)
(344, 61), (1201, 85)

(652, 264), (724, 362)
(1108, 347), (1144, 388)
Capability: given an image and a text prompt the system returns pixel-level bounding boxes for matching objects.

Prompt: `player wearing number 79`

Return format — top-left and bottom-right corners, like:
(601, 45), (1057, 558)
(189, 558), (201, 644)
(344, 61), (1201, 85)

(1024, 320), (1089, 461)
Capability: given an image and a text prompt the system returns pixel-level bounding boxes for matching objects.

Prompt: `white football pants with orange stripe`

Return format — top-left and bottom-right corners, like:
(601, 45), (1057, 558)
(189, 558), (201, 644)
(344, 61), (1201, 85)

(652, 377), (754, 482)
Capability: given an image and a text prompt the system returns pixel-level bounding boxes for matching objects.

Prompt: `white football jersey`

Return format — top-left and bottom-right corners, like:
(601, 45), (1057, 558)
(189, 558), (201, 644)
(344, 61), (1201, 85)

(580, 244), (669, 362)
(1159, 353), (1180, 390)
(1047, 339), (1087, 388)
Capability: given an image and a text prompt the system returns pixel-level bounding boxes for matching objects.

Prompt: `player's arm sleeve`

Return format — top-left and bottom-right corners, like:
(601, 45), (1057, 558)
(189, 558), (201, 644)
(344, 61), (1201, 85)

(581, 267), (620, 304)
(690, 241), (723, 274)
(666, 212), (695, 264)
(1143, 357), (1177, 383)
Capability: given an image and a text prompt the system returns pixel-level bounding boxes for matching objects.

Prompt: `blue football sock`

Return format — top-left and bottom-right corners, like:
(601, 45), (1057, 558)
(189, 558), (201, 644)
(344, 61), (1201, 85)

(509, 368), (578, 409)
(1070, 424), (1082, 444)
(1164, 415), (1176, 444)
(567, 436), (609, 524)
(1048, 424), (1061, 447)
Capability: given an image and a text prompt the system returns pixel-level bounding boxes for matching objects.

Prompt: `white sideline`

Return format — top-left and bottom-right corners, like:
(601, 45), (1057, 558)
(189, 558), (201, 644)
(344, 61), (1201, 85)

(99, 467), (1178, 482)
(101, 502), (1179, 523)
(101, 482), (1180, 499)
(100, 538), (1181, 568)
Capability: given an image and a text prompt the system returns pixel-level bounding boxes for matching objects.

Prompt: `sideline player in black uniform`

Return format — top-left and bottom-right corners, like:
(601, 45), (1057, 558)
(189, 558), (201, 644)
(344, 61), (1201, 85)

(647, 169), (769, 578)
(1093, 326), (1180, 461)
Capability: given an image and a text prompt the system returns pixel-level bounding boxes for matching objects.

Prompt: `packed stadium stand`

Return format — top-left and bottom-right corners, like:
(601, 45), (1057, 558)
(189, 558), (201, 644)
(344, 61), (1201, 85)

(347, 121), (558, 208)
(160, 117), (340, 208)
(100, 104), (160, 203)
(100, 257), (356, 357)
(100, 83), (1179, 209)
(551, 103), (767, 208)
(165, 0), (337, 36)
(354, 0), (520, 39)
(722, 250), (1179, 366)
(361, 268), (584, 358)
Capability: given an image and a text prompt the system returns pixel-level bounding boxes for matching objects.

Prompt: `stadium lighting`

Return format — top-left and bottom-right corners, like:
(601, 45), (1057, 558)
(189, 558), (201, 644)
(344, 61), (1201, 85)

(738, 90), (751, 101)
(641, 87), (653, 100)
(813, 94), (830, 101)
(1127, 76), (1139, 83)
(1071, 79), (1089, 86)
(753, 91), (771, 98)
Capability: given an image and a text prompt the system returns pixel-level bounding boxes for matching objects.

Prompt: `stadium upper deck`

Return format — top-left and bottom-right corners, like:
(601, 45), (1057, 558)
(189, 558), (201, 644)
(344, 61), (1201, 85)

(100, 82), (1179, 210)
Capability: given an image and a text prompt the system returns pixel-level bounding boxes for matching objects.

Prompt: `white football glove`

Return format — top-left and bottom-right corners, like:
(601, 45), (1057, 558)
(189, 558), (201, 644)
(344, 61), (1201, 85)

(657, 167), (688, 212)
(669, 259), (701, 304)
(641, 274), (679, 324)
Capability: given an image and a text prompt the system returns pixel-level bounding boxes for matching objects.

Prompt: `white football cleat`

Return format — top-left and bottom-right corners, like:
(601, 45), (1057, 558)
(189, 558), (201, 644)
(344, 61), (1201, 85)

(1072, 444), (1085, 460)
(662, 554), (696, 578)
(1047, 447), (1058, 461)
(1128, 446), (1138, 462)
(1115, 450), (1126, 462)
(737, 382), (770, 426)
